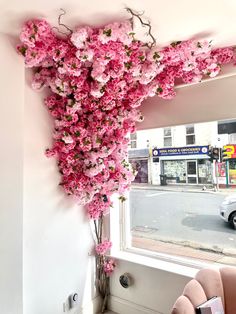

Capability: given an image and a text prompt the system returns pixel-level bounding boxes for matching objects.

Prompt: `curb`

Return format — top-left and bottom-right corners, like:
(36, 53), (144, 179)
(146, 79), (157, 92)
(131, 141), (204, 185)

(131, 184), (221, 194)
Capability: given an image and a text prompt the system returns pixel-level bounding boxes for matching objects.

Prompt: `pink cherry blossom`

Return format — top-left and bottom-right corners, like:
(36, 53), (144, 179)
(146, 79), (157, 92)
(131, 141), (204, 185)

(95, 240), (112, 255)
(103, 258), (116, 275)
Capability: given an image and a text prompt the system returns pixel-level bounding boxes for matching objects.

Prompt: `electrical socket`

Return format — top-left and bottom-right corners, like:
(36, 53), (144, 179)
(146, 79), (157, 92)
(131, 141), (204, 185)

(63, 293), (79, 312)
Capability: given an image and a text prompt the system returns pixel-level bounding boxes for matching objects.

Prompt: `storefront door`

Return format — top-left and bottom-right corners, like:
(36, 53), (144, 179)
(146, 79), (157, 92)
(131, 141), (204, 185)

(187, 160), (198, 184)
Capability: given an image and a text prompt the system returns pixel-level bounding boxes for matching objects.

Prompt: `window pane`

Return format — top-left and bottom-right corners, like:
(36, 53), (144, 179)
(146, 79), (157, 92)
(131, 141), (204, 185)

(164, 127), (171, 136)
(130, 133), (137, 140)
(127, 119), (236, 265)
(164, 137), (172, 147)
(186, 134), (195, 145)
(186, 125), (194, 134)
(130, 141), (137, 148)
(187, 161), (196, 175)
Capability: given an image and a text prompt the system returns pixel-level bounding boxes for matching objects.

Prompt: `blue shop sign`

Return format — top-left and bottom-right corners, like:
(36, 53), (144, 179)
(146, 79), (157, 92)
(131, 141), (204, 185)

(153, 145), (209, 157)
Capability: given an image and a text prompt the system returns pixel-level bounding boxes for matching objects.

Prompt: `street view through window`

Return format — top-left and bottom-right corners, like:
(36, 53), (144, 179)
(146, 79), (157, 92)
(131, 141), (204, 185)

(128, 119), (236, 265)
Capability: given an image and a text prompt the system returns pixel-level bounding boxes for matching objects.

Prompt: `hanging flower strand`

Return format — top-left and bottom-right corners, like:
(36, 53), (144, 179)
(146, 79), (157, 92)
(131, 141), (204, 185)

(17, 8), (236, 312)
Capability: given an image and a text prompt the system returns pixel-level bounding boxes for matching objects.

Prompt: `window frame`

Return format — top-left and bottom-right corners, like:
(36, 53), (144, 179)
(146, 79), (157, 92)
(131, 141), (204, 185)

(110, 192), (216, 272)
(163, 127), (172, 147)
(186, 125), (195, 145)
(129, 132), (137, 149)
(109, 73), (236, 273)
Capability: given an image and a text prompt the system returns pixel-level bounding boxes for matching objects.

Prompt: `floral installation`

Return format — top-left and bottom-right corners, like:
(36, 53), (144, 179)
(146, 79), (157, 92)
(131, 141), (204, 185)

(17, 8), (235, 312)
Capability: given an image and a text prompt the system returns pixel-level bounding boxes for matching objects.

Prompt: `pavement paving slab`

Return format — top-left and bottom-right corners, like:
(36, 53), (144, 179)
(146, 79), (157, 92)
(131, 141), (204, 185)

(132, 236), (236, 266)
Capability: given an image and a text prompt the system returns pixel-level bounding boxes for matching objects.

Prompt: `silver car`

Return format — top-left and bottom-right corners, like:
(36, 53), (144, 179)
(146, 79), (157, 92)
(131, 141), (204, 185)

(220, 194), (236, 229)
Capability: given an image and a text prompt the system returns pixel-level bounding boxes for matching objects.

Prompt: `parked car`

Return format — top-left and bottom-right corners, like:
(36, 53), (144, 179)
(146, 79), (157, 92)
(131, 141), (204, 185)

(220, 194), (236, 229)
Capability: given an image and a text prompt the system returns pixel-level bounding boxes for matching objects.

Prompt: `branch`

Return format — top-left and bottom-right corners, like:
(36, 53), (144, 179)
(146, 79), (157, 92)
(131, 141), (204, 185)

(99, 216), (103, 243)
(52, 8), (73, 36)
(125, 7), (156, 49)
(93, 220), (99, 242)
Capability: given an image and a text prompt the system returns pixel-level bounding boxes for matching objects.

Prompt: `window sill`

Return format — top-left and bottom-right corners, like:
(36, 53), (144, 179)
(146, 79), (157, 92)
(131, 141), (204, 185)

(110, 248), (221, 278)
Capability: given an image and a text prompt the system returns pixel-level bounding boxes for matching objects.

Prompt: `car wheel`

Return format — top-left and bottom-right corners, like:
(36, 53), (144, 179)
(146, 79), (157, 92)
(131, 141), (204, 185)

(229, 212), (236, 229)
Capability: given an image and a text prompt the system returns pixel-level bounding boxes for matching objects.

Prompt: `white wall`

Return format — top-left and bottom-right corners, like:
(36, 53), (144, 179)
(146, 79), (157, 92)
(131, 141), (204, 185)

(0, 33), (97, 314)
(23, 73), (96, 314)
(109, 260), (192, 314)
(0, 33), (24, 314)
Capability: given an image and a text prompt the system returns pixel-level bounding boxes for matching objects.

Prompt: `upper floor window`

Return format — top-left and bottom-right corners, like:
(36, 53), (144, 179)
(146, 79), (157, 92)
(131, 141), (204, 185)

(186, 125), (195, 145)
(163, 127), (172, 147)
(130, 132), (137, 148)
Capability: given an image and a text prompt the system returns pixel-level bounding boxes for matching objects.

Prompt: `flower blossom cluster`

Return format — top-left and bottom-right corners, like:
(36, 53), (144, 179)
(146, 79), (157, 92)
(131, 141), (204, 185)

(17, 19), (235, 220)
(95, 240), (112, 255)
(103, 258), (116, 276)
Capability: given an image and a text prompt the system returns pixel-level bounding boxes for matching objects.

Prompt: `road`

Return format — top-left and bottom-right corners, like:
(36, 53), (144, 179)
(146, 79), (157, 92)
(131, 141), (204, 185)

(130, 188), (236, 252)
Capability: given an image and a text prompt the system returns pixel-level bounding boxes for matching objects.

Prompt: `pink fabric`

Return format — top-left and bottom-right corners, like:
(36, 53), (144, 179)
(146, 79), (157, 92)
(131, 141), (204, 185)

(220, 267), (236, 314)
(171, 267), (236, 314)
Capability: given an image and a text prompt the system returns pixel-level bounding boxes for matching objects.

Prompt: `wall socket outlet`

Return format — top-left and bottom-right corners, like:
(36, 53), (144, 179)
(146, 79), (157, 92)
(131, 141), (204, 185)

(63, 293), (79, 312)
(68, 293), (79, 309)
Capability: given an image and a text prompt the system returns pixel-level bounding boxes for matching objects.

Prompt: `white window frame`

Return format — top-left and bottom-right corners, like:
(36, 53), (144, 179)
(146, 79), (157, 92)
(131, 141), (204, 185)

(109, 192), (218, 275)
(163, 127), (172, 147)
(186, 125), (195, 145)
(109, 73), (236, 275)
(129, 132), (137, 149)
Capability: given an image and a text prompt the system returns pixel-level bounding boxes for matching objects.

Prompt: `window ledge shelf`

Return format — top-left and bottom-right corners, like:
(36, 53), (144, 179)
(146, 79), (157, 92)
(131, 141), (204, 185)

(110, 249), (210, 278)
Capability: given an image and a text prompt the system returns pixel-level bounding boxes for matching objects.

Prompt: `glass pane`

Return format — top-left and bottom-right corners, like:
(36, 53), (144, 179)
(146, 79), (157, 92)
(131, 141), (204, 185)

(164, 127), (171, 136)
(127, 119), (236, 266)
(186, 125), (194, 134)
(130, 159), (148, 183)
(186, 134), (195, 145)
(187, 161), (196, 174)
(131, 141), (137, 148)
(164, 137), (172, 147)
(130, 133), (137, 140)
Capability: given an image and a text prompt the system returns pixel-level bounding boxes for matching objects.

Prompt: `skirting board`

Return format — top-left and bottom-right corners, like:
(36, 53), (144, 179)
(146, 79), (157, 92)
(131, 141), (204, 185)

(109, 295), (164, 314)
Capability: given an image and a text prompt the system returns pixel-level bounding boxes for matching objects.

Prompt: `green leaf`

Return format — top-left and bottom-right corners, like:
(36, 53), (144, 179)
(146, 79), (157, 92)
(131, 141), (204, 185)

(153, 52), (160, 60)
(124, 62), (132, 69)
(170, 41), (182, 48)
(66, 115), (72, 121)
(119, 196), (127, 203)
(103, 29), (112, 37)
(156, 87), (163, 94)
(19, 46), (27, 56)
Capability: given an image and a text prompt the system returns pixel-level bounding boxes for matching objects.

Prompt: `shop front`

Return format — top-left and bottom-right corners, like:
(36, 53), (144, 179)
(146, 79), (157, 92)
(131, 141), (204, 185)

(153, 145), (212, 185)
(128, 148), (150, 184)
(220, 144), (236, 187)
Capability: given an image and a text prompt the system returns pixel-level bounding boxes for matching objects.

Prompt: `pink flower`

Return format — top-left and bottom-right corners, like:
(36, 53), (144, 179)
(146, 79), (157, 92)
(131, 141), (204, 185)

(71, 26), (92, 48)
(103, 258), (116, 275)
(17, 18), (236, 221)
(95, 240), (112, 255)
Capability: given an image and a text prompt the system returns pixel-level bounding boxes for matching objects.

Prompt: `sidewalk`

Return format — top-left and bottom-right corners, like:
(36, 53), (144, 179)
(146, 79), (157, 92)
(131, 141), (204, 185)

(132, 183), (236, 195)
(132, 236), (236, 266)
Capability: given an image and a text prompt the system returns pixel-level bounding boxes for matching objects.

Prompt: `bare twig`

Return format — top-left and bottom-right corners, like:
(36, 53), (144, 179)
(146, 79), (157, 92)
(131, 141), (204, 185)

(93, 220), (99, 242)
(52, 8), (73, 36)
(99, 216), (103, 243)
(125, 7), (156, 48)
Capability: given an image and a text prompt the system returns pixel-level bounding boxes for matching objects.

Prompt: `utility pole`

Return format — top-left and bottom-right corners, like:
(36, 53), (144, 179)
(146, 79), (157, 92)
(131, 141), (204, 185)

(214, 160), (219, 191)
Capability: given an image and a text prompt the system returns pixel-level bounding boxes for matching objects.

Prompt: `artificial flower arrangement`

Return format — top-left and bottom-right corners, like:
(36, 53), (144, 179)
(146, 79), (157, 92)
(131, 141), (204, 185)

(17, 8), (235, 312)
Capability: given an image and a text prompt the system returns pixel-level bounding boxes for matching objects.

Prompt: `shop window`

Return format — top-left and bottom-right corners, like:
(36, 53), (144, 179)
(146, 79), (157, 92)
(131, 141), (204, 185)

(163, 127), (172, 147)
(186, 125), (195, 145)
(117, 119), (236, 267)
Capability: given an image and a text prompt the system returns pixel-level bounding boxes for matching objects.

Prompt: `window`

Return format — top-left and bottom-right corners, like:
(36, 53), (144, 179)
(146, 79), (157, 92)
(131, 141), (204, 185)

(121, 119), (236, 267)
(163, 127), (172, 147)
(129, 132), (137, 148)
(186, 125), (195, 145)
